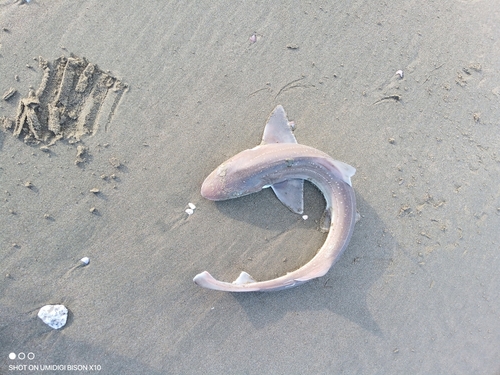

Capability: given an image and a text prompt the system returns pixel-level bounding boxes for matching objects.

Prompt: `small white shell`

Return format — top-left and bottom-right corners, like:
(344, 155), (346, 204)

(188, 202), (196, 210)
(38, 305), (67, 329)
(302, 215), (308, 220)
(80, 257), (90, 265)
(395, 70), (404, 78)
(185, 208), (194, 215)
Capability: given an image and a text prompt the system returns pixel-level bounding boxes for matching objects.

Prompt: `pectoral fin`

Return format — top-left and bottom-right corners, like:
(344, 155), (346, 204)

(271, 179), (304, 214)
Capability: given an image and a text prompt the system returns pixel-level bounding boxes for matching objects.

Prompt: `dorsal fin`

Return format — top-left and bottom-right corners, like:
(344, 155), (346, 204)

(232, 271), (256, 285)
(261, 105), (297, 144)
(332, 160), (356, 186)
(261, 106), (303, 213)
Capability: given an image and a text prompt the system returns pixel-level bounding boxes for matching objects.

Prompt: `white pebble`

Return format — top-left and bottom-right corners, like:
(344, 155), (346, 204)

(395, 70), (404, 78)
(302, 215), (308, 220)
(37, 305), (68, 329)
(188, 202), (196, 210)
(185, 208), (194, 215)
(80, 257), (90, 265)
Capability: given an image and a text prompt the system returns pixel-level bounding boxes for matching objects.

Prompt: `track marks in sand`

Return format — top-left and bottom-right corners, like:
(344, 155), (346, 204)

(5, 54), (127, 144)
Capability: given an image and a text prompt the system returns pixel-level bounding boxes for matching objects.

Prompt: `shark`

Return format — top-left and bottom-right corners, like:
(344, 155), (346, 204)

(193, 105), (357, 292)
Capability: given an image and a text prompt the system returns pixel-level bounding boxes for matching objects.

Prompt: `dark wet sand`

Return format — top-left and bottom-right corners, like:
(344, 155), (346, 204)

(1, 1), (499, 374)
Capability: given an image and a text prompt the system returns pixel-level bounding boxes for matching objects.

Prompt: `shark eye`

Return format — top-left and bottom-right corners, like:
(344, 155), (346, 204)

(216, 165), (227, 177)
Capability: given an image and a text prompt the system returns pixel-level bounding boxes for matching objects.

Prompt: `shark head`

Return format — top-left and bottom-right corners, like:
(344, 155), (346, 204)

(201, 105), (296, 202)
(201, 147), (268, 201)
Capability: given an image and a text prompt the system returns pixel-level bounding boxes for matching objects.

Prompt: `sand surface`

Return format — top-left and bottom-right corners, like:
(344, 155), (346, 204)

(1, 1), (499, 374)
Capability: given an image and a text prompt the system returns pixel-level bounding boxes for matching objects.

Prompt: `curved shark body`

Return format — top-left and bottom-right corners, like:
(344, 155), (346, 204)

(194, 105), (356, 292)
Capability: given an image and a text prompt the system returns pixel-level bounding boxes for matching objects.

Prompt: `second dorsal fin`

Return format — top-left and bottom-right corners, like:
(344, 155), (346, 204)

(232, 271), (256, 285)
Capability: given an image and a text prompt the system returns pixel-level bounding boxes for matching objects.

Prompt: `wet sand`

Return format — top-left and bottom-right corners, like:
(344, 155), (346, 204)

(1, 1), (499, 374)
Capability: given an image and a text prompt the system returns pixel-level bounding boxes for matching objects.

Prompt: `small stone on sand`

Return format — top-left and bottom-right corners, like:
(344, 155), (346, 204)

(37, 304), (68, 329)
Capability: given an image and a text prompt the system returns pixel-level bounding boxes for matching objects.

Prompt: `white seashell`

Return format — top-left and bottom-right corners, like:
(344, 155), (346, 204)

(302, 215), (308, 220)
(185, 208), (194, 215)
(188, 202), (196, 210)
(37, 305), (68, 329)
(80, 257), (90, 265)
(395, 70), (404, 78)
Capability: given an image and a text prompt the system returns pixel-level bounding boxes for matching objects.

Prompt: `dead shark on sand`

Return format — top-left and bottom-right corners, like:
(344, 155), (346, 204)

(193, 105), (357, 292)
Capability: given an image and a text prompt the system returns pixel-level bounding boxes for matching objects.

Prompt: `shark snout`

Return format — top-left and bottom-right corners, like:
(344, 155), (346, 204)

(200, 178), (218, 200)
(201, 164), (231, 200)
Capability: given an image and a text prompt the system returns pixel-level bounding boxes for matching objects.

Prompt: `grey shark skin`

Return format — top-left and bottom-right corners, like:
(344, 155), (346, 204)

(194, 105), (356, 292)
